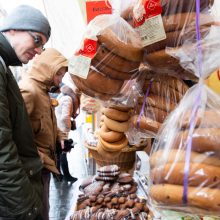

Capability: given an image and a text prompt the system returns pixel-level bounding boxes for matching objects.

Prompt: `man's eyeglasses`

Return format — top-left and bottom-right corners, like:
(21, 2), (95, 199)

(28, 31), (45, 51)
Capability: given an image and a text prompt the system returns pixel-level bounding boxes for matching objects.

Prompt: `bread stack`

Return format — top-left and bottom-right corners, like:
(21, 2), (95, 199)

(71, 15), (143, 101)
(130, 73), (188, 135)
(98, 106), (131, 157)
(149, 108), (220, 213)
(121, 0), (214, 80)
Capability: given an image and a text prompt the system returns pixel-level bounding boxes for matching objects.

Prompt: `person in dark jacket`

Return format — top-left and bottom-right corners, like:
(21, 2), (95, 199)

(0, 5), (51, 220)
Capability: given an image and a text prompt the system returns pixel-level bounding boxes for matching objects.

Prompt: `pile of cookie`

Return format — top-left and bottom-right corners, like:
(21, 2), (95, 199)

(70, 165), (150, 220)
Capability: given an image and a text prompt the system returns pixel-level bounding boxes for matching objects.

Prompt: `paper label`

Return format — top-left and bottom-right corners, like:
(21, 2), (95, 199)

(68, 38), (97, 79)
(68, 55), (91, 79)
(136, 14), (166, 47)
(86, 0), (112, 24)
(134, 0), (166, 47)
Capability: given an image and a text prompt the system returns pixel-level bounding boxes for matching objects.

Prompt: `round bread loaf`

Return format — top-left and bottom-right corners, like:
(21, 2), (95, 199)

(138, 94), (176, 112)
(103, 107), (130, 122)
(71, 75), (113, 101)
(151, 162), (220, 187)
(99, 124), (125, 143)
(180, 110), (220, 129)
(137, 105), (168, 123)
(150, 184), (220, 211)
(150, 149), (220, 168)
(130, 115), (161, 134)
(92, 58), (135, 80)
(100, 136), (128, 152)
(94, 44), (140, 73)
(161, 0), (214, 16)
(85, 69), (124, 95)
(174, 128), (220, 153)
(104, 116), (129, 132)
(97, 28), (143, 62)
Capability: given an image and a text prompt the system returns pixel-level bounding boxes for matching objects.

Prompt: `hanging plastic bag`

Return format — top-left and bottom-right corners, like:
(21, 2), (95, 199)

(68, 7), (143, 102)
(149, 84), (220, 217)
(121, 0), (216, 80)
(148, 0), (220, 217)
(126, 70), (189, 145)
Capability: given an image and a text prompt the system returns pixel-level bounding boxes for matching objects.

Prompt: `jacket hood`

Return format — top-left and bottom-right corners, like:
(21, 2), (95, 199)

(27, 48), (68, 89)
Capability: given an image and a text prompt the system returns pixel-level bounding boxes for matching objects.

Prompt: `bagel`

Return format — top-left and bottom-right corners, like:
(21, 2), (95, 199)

(104, 116), (129, 132)
(130, 115), (161, 134)
(150, 184), (220, 211)
(99, 124), (125, 143)
(138, 94), (176, 112)
(103, 107), (130, 122)
(91, 58), (135, 80)
(100, 136), (128, 152)
(108, 105), (132, 112)
(71, 75), (113, 101)
(94, 44), (140, 73)
(173, 128), (220, 154)
(97, 28), (143, 62)
(97, 140), (121, 160)
(143, 49), (180, 70)
(151, 162), (220, 187)
(86, 69), (124, 95)
(150, 149), (220, 168)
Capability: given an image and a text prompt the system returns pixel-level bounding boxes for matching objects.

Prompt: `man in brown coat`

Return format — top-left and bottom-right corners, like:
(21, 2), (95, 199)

(19, 48), (68, 220)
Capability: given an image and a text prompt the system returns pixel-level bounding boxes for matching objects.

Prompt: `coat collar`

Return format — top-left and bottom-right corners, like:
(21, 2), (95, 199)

(0, 32), (22, 67)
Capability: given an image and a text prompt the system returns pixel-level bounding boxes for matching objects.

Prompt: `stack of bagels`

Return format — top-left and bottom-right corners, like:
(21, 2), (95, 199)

(71, 15), (143, 101)
(121, 0), (214, 80)
(149, 108), (220, 213)
(97, 106), (131, 158)
(130, 73), (189, 136)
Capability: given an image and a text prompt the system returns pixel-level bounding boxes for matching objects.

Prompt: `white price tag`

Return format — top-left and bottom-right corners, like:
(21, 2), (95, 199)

(136, 14), (166, 47)
(68, 55), (91, 79)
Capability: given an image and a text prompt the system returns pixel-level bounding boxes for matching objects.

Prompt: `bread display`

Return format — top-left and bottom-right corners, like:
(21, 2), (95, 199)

(130, 74), (188, 136)
(70, 14), (143, 101)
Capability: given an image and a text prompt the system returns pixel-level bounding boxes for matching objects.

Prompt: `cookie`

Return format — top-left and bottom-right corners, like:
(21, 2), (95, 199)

(98, 164), (120, 173)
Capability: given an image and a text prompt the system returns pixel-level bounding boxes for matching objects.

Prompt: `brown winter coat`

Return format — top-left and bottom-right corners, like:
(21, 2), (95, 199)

(19, 48), (68, 174)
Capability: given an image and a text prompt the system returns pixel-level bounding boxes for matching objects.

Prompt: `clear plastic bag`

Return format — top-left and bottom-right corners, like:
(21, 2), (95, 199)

(126, 71), (189, 144)
(68, 12), (143, 102)
(121, 0), (217, 80)
(149, 83), (220, 216)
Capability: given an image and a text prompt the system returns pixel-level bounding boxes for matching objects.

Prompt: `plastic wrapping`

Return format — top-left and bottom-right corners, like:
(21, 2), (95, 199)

(126, 70), (189, 144)
(121, 0), (218, 80)
(81, 94), (101, 114)
(149, 83), (220, 216)
(68, 12), (143, 102)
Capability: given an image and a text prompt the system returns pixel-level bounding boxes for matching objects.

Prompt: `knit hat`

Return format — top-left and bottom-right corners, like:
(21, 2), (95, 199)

(0, 5), (51, 40)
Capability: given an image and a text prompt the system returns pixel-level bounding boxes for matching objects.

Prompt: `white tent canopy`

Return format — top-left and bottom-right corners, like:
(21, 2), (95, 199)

(0, 0), (86, 58)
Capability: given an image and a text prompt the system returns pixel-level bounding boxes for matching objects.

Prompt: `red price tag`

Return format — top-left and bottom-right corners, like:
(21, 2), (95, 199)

(134, 0), (162, 27)
(75, 38), (97, 59)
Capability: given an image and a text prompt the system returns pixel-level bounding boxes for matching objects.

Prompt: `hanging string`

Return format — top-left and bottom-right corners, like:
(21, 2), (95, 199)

(136, 79), (153, 128)
(182, 0), (203, 204)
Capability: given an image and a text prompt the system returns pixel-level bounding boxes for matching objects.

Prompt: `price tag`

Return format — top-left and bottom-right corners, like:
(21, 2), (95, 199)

(136, 14), (166, 47)
(134, 0), (166, 47)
